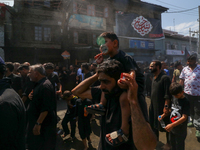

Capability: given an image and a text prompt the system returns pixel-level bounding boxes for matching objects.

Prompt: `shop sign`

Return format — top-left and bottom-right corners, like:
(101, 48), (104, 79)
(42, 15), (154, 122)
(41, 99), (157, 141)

(166, 50), (185, 55)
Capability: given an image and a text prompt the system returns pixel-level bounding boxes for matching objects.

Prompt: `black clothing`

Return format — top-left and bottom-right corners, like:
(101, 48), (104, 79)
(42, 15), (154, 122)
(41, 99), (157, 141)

(21, 75), (35, 108)
(168, 67), (174, 80)
(67, 70), (77, 91)
(170, 131), (187, 150)
(0, 78), (26, 150)
(144, 72), (152, 96)
(85, 72), (92, 80)
(149, 71), (171, 131)
(169, 97), (189, 150)
(170, 97), (190, 134)
(7, 73), (22, 93)
(62, 96), (77, 137)
(184, 94), (200, 130)
(75, 98), (92, 139)
(62, 115), (76, 138)
(91, 87), (148, 150)
(108, 50), (144, 95)
(26, 77), (56, 150)
(47, 72), (60, 92)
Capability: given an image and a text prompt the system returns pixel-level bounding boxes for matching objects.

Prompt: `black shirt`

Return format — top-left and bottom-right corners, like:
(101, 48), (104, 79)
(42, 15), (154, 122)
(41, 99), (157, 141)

(47, 72), (60, 91)
(108, 50), (144, 94)
(150, 71), (171, 129)
(7, 73), (22, 93)
(168, 67), (174, 80)
(21, 76), (35, 96)
(27, 78), (56, 128)
(66, 96), (78, 118)
(0, 78), (26, 150)
(85, 72), (92, 80)
(91, 87), (148, 150)
(170, 97), (190, 134)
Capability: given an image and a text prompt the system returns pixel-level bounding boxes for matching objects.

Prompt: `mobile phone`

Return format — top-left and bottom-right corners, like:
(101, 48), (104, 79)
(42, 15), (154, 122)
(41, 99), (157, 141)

(120, 73), (125, 79)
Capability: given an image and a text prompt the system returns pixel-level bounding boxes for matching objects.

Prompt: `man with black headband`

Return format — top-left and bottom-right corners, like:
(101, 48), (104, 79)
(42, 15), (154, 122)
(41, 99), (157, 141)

(180, 54), (200, 138)
(72, 59), (156, 150)
(0, 57), (26, 150)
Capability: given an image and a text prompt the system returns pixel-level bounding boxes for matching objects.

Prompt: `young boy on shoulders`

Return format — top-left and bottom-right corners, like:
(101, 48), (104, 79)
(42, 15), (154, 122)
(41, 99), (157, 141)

(87, 32), (145, 146)
(158, 82), (190, 150)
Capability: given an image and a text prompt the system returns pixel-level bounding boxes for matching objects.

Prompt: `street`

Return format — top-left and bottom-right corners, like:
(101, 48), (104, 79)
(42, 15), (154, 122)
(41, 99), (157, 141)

(56, 97), (200, 150)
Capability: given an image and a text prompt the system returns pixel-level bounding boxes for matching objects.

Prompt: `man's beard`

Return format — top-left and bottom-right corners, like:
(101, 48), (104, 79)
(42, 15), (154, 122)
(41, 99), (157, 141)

(103, 86), (122, 99)
(150, 68), (157, 73)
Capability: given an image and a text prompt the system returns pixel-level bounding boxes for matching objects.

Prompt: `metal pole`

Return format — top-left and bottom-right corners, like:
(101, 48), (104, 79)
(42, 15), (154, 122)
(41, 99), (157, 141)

(189, 28), (191, 52)
(199, 6), (200, 54)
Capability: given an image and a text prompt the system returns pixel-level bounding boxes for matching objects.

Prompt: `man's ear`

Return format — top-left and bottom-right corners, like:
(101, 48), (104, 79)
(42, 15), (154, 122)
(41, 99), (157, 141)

(113, 39), (119, 48)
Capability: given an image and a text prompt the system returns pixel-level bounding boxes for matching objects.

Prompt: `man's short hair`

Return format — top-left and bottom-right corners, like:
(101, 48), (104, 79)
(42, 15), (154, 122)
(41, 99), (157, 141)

(99, 32), (119, 47)
(18, 64), (29, 70)
(30, 64), (46, 76)
(187, 54), (197, 61)
(152, 60), (162, 69)
(62, 90), (72, 99)
(97, 59), (124, 81)
(169, 82), (183, 95)
(82, 63), (90, 70)
(44, 62), (54, 70)
(170, 62), (174, 66)
(174, 61), (181, 68)
(5, 62), (14, 72)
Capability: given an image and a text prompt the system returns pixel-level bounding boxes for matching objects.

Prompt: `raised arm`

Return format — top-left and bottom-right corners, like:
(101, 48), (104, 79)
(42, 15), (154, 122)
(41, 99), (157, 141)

(118, 72), (157, 150)
(71, 73), (98, 99)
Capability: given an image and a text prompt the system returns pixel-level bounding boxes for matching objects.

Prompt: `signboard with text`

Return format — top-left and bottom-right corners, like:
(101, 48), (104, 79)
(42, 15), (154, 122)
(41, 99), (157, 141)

(166, 50), (185, 56)
(129, 39), (154, 49)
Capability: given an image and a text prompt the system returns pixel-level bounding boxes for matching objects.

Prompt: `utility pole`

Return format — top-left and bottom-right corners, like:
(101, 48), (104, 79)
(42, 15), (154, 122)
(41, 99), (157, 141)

(189, 28), (191, 52)
(199, 6), (200, 55)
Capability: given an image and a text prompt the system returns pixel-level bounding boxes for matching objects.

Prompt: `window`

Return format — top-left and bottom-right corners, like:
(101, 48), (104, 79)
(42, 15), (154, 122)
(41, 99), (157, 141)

(74, 32), (88, 44)
(166, 42), (171, 49)
(44, 27), (51, 41)
(93, 34), (97, 45)
(35, 26), (42, 41)
(87, 5), (95, 16)
(171, 43), (178, 50)
(73, 2), (77, 13)
(182, 45), (186, 51)
(44, 0), (50, 8)
(104, 7), (108, 18)
(74, 32), (78, 44)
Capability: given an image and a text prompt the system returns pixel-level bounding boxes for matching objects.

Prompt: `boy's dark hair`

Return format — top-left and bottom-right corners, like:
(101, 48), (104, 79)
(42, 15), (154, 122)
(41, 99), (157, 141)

(152, 60), (162, 69)
(44, 62), (54, 69)
(174, 61), (181, 68)
(169, 82), (183, 95)
(187, 54), (197, 61)
(5, 62), (14, 72)
(82, 63), (89, 70)
(97, 59), (124, 81)
(99, 32), (119, 47)
(18, 64), (29, 70)
(62, 91), (72, 99)
(0, 65), (6, 75)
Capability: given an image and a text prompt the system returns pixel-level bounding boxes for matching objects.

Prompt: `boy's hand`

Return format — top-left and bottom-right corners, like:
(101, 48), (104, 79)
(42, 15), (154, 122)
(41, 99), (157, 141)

(165, 124), (174, 132)
(158, 114), (166, 121)
(94, 53), (103, 64)
(118, 72), (138, 103)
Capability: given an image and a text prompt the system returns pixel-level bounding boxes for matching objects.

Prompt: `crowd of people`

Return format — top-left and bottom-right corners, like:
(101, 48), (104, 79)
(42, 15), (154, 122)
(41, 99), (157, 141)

(0, 32), (199, 150)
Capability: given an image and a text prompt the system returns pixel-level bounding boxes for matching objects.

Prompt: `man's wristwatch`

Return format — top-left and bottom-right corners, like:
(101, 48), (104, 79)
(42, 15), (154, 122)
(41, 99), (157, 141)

(35, 122), (42, 125)
(164, 105), (169, 108)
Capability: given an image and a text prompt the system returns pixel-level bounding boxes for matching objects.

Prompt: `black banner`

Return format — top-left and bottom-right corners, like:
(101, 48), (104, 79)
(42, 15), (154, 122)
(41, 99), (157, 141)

(116, 13), (164, 39)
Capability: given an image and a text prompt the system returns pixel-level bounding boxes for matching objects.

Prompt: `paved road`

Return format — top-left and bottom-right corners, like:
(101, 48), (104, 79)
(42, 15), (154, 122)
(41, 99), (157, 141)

(56, 97), (200, 150)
